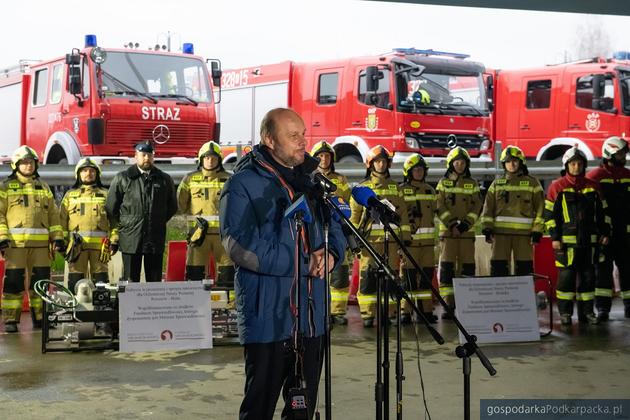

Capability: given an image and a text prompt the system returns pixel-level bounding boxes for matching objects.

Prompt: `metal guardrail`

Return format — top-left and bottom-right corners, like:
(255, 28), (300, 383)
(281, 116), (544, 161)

(0, 159), (573, 186)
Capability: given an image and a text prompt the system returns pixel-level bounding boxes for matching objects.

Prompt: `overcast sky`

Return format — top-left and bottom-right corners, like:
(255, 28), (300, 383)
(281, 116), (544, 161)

(2, 0), (630, 71)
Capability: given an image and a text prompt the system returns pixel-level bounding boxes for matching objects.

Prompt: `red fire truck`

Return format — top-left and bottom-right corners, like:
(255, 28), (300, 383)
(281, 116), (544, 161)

(219, 48), (493, 163)
(0, 35), (222, 164)
(491, 54), (630, 160)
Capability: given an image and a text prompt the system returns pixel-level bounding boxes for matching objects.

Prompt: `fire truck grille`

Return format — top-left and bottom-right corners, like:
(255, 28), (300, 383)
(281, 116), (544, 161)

(408, 133), (486, 156)
(105, 121), (212, 155)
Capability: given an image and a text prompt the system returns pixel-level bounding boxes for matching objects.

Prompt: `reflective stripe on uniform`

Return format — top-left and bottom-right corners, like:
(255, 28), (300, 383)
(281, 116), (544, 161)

(439, 286), (454, 296)
(556, 290), (575, 300)
(412, 227), (435, 240)
(594, 288), (613, 298)
(494, 216), (533, 230)
(576, 292), (594, 301)
(620, 290), (630, 299)
(331, 291), (349, 302)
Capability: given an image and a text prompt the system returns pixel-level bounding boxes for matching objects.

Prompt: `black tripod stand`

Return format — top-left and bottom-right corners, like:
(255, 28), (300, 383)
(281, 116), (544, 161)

(322, 195), (445, 420)
(380, 219), (497, 420)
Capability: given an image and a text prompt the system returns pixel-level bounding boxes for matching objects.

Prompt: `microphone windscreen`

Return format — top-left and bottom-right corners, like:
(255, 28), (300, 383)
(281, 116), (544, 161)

(329, 196), (351, 221)
(283, 194), (313, 223)
(351, 185), (377, 207)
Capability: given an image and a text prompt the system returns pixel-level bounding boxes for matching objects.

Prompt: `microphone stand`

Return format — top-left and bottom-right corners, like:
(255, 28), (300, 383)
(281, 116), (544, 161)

(320, 194), (333, 420)
(380, 220), (497, 420)
(322, 195), (445, 420)
(290, 208), (307, 418)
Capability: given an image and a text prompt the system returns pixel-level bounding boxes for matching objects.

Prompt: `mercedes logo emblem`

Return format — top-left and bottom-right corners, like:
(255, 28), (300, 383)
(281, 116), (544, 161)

(152, 124), (170, 144)
(446, 134), (458, 149)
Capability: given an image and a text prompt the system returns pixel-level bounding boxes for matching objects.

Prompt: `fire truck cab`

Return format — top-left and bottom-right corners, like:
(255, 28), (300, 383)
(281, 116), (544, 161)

(493, 54), (630, 160)
(219, 48), (493, 163)
(0, 35), (222, 164)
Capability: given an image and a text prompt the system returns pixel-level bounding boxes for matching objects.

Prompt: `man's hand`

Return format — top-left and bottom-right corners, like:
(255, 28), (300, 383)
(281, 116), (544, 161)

(482, 228), (494, 244)
(551, 240), (563, 251)
(450, 225), (461, 238)
(600, 236), (609, 246)
(110, 242), (119, 256)
(309, 248), (335, 278)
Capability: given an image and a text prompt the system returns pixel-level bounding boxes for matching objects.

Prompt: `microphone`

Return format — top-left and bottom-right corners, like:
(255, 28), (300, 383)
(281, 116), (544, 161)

(313, 173), (337, 193)
(328, 195), (361, 255)
(284, 194), (313, 223)
(351, 185), (401, 225)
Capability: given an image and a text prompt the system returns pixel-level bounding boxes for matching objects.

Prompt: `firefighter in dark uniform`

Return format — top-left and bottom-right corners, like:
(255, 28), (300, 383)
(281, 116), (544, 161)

(350, 145), (410, 327)
(399, 153), (438, 323)
(0, 146), (64, 332)
(310, 141), (353, 324)
(60, 158), (114, 292)
(586, 136), (630, 320)
(436, 147), (482, 318)
(105, 141), (177, 282)
(544, 146), (610, 325)
(481, 146), (545, 276)
(177, 141), (234, 286)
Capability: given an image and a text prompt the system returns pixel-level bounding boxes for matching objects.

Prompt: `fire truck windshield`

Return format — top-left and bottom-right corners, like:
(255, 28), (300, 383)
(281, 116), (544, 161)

(396, 65), (488, 116)
(618, 69), (630, 115)
(97, 51), (211, 103)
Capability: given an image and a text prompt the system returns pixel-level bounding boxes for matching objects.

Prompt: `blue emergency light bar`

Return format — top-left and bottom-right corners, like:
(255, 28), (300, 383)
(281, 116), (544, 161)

(613, 51), (630, 60)
(393, 48), (469, 59)
(85, 34), (98, 48)
(183, 43), (194, 54)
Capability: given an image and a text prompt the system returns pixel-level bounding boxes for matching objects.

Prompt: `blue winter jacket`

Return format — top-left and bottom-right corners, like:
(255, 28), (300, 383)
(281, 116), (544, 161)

(220, 146), (346, 345)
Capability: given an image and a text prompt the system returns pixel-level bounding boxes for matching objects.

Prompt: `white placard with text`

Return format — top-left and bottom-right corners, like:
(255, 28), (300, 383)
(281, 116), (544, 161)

(119, 282), (212, 352)
(453, 276), (539, 344)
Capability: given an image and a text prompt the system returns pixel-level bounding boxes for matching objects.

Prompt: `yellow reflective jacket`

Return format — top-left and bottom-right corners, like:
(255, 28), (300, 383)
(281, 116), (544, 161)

(0, 174), (63, 247)
(400, 179), (437, 247)
(436, 173), (482, 238)
(177, 168), (230, 234)
(60, 185), (112, 250)
(481, 172), (545, 235)
(350, 173), (411, 242)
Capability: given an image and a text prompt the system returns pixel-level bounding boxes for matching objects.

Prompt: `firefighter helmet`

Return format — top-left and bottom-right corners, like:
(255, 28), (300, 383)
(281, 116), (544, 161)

(500, 146), (526, 164)
(402, 153), (428, 177)
(412, 88), (431, 105)
(445, 146), (470, 168)
(310, 141), (336, 160)
(562, 146), (587, 167)
(602, 136), (628, 160)
(74, 157), (101, 179)
(10, 146), (39, 170)
(198, 141), (222, 160)
(366, 145), (393, 168)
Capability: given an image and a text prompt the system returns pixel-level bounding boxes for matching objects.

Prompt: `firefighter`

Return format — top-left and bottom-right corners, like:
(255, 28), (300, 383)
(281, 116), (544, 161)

(544, 146), (610, 326)
(311, 141), (353, 325)
(178, 141), (234, 286)
(481, 146), (545, 276)
(436, 147), (482, 319)
(350, 145), (410, 327)
(586, 136), (630, 320)
(0, 146), (64, 332)
(60, 158), (114, 293)
(400, 153), (438, 323)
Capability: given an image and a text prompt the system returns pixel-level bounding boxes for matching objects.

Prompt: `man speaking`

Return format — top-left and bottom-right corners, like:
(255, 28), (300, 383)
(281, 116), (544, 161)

(220, 108), (346, 419)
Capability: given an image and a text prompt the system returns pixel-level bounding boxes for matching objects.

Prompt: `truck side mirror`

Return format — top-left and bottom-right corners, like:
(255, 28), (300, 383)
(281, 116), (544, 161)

(366, 66), (380, 92)
(591, 74), (605, 109)
(66, 52), (83, 96)
(486, 74), (494, 112)
(211, 61), (222, 88)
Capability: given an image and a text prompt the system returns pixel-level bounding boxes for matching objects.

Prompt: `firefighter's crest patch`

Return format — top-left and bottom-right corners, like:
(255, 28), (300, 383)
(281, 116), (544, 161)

(365, 107), (379, 133)
(585, 112), (601, 132)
